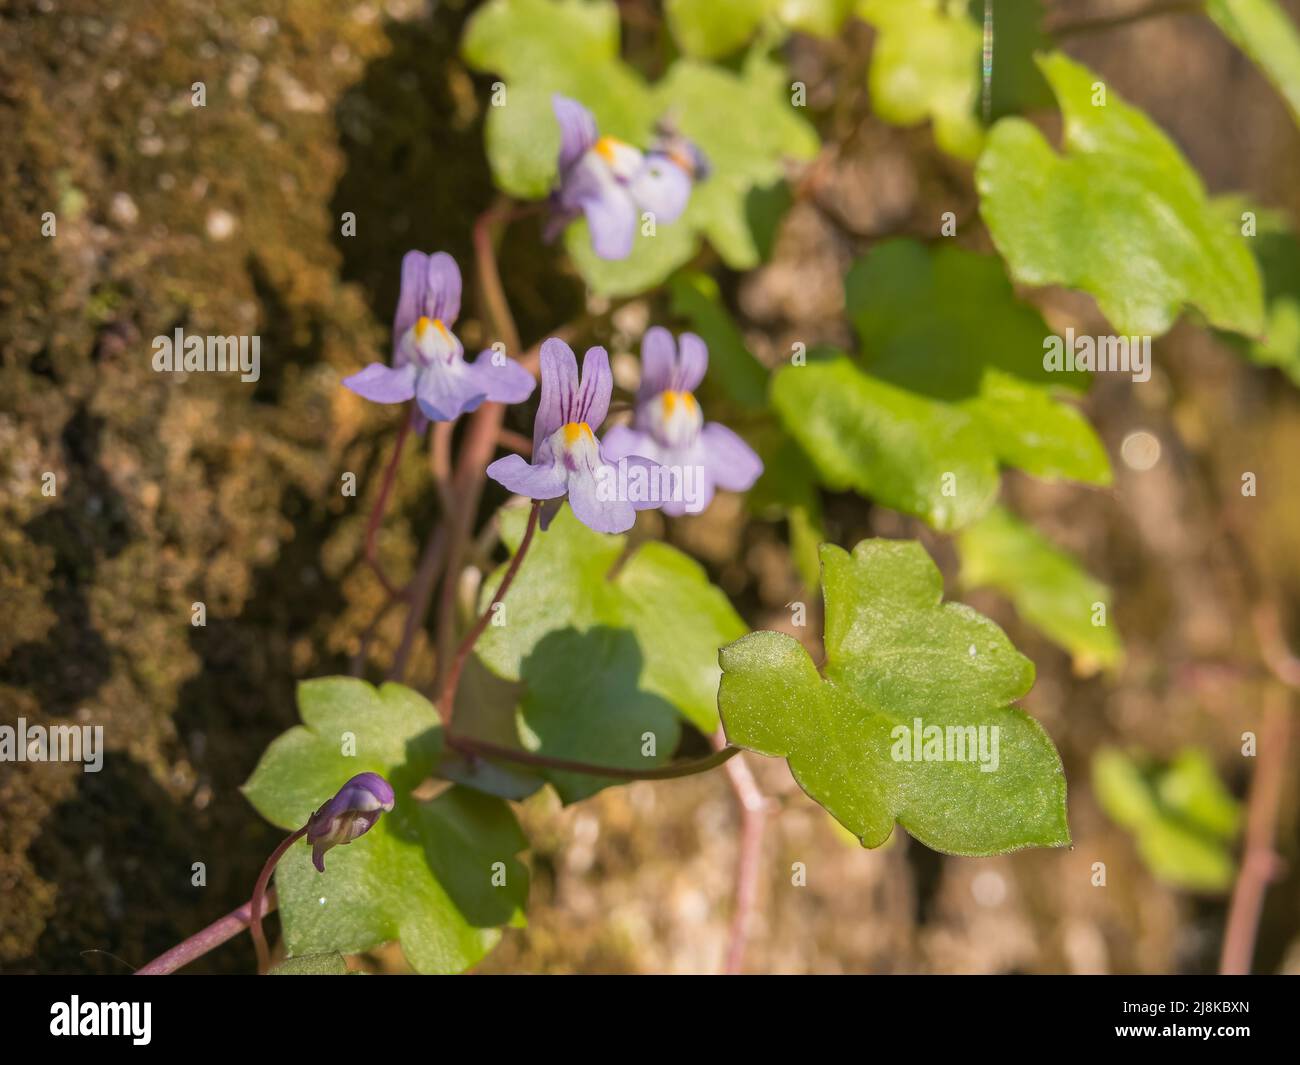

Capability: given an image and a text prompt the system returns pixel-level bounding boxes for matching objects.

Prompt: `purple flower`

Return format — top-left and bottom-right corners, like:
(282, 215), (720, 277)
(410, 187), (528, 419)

(602, 328), (763, 516)
(546, 95), (703, 261)
(342, 250), (535, 422)
(486, 338), (664, 534)
(306, 772), (395, 873)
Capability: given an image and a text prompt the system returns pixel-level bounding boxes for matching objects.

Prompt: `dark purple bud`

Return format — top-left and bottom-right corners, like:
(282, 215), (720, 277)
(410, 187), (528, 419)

(306, 772), (395, 872)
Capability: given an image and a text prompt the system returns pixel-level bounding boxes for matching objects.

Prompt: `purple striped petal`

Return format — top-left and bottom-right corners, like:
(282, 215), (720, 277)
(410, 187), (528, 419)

(343, 362), (418, 403)
(533, 338), (580, 452)
(393, 250), (462, 352)
(553, 94), (598, 174)
(574, 346), (613, 431)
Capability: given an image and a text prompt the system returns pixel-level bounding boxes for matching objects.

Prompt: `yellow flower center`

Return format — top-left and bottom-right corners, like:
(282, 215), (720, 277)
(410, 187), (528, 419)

(594, 136), (628, 165)
(660, 390), (696, 416)
(562, 422), (595, 446)
(415, 316), (450, 340)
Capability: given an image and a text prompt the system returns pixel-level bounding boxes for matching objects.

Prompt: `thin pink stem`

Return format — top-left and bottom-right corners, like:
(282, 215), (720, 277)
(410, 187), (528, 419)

(135, 892), (277, 975)
(250, 826), (308, 974)
(712, 728), (769, 974)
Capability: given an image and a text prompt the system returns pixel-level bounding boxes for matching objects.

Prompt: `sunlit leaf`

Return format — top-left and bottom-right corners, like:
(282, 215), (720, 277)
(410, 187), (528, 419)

(720, 539), (1070, 854)
(977, 52), (1265, 337)
(958, 504), (1123, 674)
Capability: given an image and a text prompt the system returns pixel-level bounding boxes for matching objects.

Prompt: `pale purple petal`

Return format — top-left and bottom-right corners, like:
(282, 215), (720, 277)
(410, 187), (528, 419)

(466, 348), (536, 405)
(534, 338), (580, 452)
(416, 363), (487, 422)
(701, 421), (763, 492)
(343, 362), (418, 403)
(638, 327), (677, 401)
(486, 453), (568, 500)
(582, 189), (638, 260)
(393, 250), (430, 352)
(600, 423), (661, 464)
(630, 155), (692, 224)
(423, 252), (462, 325)
(620, 454), (673, 511)
(575, 346), (613, 430)
(553, 94), (597, 174)
(676, 332), (708, 392)
(392, 250), (463, 353)
(567, 466), (635, 533)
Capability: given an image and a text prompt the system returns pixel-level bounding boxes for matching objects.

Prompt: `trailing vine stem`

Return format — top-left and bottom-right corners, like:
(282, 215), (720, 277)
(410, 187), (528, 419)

(249, 826), (309, 974)
(135, 892), (278, 975)
(444, 735), (742, 780)
(364, 411), (414, 598)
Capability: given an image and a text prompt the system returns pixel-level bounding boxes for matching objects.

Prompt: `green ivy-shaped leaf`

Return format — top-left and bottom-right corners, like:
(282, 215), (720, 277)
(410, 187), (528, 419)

(475, 504), (747, 735)
(1207, 0), (1300, 128)
(977, 52), (1265, 338)
(958, 505), (1123, 674)
(719, 539), (1070, 855)
(242, 678), (528, 974)
(773, 350), (1001, 530)
(858, 0), (984, 160)
(772, 240), (1109, 531)
(1093, 747), (1242, 892)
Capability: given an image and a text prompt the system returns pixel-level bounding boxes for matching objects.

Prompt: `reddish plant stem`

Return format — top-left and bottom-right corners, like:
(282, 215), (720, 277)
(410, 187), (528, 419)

(1220, 686), (1291, 974)
(250, 826), (308, 974)
(364, 413), (413, 597)
(497, 427), (533, 456)
(446, 734), (740, 780)
(1218, 604), (1298, 974)
(712, 728), (769, 974)
(438, 500), (541, 722)
(390, 523), (448, 682)
(135, 891), (278, 975)
(434, 200), (528, 693)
